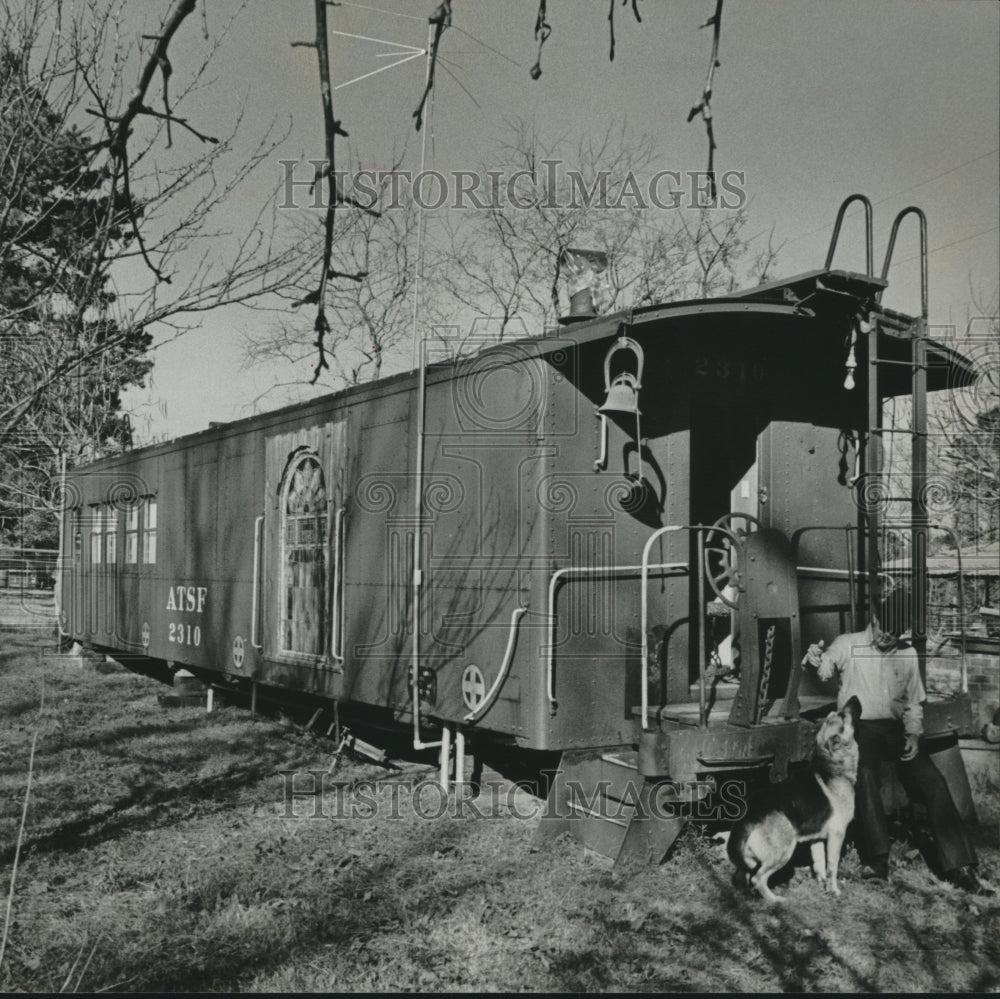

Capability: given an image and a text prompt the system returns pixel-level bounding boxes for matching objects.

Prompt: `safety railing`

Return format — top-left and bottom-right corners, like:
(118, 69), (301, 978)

(792, 522), (970, 693)
(251, 516), (264, 650)
(547, 518), (975, 733)
(330, 506), (346, 665)
(640, 524), (740, 731)
(466, 604), (528, 724)
(546, 559), (689, 715)
(824, 193), (874, 276)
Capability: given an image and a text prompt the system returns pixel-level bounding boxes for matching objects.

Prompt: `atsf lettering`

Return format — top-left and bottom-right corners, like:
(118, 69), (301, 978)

(165, 585), (208, 613)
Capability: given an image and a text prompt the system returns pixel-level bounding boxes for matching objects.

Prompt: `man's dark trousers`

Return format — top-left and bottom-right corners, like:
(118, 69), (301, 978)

(854, 719), (976, 874)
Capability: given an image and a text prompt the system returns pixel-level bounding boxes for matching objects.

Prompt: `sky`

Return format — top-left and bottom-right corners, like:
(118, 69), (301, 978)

(118, 0), (1000, 443)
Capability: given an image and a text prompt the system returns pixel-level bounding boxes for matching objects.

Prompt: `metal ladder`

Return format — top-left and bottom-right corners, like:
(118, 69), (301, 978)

(864, 207), (930, 666)
(826, 196), (932, 666)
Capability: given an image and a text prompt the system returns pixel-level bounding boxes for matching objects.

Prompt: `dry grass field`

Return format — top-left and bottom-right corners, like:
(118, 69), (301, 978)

(1, 597), (999, 993)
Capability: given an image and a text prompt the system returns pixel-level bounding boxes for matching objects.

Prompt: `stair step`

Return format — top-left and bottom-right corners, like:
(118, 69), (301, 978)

(575, 816), (631, 858)
(549, 750), (644, 801)
(565, 798), (632, 827)
(536, 747), (692, 866)
(535, 746), (642, 861)
(599, 751), (639, 771)
(689, 681), (739, 701)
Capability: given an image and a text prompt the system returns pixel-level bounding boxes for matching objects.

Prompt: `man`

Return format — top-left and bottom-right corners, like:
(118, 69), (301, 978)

(802, 587), (991, 895)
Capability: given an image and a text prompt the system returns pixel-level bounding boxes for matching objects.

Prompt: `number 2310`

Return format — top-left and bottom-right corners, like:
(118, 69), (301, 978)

(168, 622), (202, 646)
(693, 356), (765, 381)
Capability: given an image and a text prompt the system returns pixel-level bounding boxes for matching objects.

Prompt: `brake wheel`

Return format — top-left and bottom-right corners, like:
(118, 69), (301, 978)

(702, 513), (761, 609)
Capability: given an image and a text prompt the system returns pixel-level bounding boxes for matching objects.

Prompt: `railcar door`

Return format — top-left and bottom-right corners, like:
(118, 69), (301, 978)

(261, 421), (346, 687)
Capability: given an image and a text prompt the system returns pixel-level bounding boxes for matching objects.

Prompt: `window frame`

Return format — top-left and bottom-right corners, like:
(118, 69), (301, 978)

(105, 504), (118, 566)
(141, 497), (157, 565)
(124, 501), (139, 565)
(73, 509), (83, 564)
(278, 450), (329, 659)
(89, 505), (103, 565)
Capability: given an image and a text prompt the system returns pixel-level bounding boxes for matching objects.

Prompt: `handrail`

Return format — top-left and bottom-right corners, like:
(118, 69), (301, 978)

(464, 604), (528, 723)
(640, 525), (730, 730)
(878, 206), (928, 318)
(824, 194), (874, 276)
(331, 506), (345, 665)
(792, 524), (863, 629)
(797, 566), (865, 578)
(793, 521), (968, 692)
(594, 409), (609, 471)
(846, 525), (857, 629)
(251, 515), (264, 650)
(695, 527), (707, 728)
(928, 522), (966, 693)
(546, 560), (688, 715)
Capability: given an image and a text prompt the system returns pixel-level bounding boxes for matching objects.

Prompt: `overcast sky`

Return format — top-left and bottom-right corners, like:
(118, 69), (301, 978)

(120, 0), (1000, 442)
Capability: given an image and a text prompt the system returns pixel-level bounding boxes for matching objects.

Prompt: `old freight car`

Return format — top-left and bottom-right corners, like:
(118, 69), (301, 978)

(57, 198), (981, 864)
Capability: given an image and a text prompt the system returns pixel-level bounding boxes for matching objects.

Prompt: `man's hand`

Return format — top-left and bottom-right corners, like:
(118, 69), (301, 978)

(801, 639), (825, 669)
(901, 734), (919, 762)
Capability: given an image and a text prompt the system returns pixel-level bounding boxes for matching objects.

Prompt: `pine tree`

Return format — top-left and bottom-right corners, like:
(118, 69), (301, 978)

(0, 47), (152, 548)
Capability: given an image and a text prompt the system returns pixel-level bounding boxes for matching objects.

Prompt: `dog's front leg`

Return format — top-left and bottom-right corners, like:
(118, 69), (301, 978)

(826, 829), (845, 894)
(810, 841), (827, 883)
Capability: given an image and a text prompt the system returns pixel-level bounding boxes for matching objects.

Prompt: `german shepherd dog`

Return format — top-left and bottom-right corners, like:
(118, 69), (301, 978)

(725, 696), (862, 902)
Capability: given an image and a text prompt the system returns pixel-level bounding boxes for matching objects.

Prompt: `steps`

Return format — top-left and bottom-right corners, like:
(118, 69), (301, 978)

(534, 747), (687, 867)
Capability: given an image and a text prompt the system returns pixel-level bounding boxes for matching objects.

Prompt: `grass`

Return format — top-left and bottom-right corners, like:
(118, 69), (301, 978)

(1, 604), (998, 992)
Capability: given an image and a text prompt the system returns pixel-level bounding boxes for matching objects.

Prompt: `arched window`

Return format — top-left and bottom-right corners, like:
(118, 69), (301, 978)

(280, 452), (328, 656)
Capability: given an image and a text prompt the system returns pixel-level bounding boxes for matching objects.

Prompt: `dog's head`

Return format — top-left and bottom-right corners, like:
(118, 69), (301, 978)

(815, 696), (862, 781)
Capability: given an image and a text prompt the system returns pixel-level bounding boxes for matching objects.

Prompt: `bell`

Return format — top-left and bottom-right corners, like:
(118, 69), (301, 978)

(598, 372), (642, 416)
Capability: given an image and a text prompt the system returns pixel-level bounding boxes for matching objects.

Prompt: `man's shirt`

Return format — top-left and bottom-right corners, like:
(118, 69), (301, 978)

(817, 625), (925, 736)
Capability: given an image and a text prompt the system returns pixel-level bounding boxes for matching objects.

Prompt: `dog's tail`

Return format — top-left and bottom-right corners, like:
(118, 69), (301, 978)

(739, 845), (763, 876)
(724, 824), (764, 878)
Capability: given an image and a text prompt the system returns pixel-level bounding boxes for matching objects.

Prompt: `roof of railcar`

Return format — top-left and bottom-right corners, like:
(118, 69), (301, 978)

(72, 268), (978, 471)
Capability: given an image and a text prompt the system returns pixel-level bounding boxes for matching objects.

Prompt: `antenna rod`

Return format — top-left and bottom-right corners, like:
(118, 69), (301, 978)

(411, 20), (435, 369)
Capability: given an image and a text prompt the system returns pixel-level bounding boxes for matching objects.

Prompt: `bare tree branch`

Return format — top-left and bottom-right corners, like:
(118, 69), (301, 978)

(0, 0), (305, 539)
(687, 0), (723, 202)
(413, 0), (451, 129)
(608, 0), (642, 63)
(530, 0), (551, 81)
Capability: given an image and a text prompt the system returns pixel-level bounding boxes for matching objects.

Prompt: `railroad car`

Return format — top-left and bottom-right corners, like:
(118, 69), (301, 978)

(57, 198), (981, 864)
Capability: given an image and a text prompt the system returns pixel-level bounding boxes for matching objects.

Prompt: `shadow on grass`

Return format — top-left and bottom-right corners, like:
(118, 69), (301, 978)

(7, 780), (1000, 993)
(92, 816), (501, 992)
(0, 639), (44, 674)
(4, 623), (996, 993)
(0, 695), (49, 724)
(0, 710), (310, 863)
(636, 831), (1000, 993)
(0, 758), (278, 866)
(0, 716), (219, 781)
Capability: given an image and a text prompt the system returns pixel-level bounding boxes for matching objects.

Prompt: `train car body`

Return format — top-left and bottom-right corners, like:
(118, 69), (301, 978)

(57, 202), (981, 863)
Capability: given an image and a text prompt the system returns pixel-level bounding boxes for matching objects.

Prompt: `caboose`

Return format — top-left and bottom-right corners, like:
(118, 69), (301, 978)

(57, 197), (980, 865)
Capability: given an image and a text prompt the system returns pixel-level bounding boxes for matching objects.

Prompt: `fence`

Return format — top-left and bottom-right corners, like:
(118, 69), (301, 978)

(0, 547), (59, 590)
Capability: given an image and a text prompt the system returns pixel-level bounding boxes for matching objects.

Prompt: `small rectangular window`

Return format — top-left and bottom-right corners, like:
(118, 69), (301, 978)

(90, 507), (103, 564)
(105, 506), (118, 565)
(142, 498), (157, 564)
(125, 503), (139, 564)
